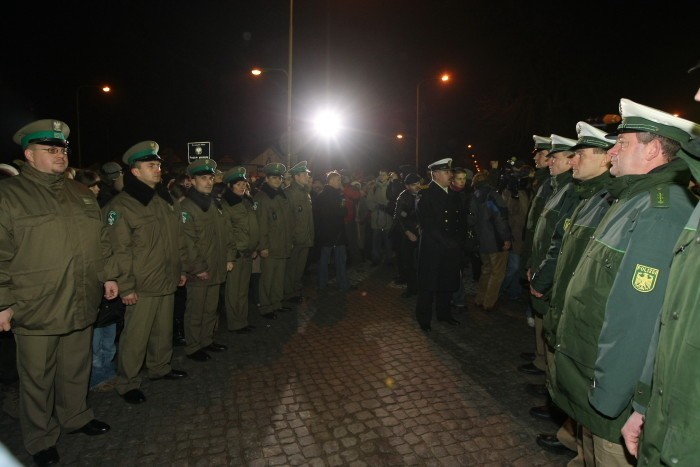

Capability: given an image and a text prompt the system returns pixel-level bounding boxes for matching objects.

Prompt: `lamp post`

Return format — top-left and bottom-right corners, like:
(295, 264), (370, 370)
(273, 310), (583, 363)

(75, 84), (111, 168)
(415, 73), (450, 170)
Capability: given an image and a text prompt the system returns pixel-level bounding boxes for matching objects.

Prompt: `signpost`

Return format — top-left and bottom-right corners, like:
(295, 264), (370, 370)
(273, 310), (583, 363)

(187, 142), (211, 163)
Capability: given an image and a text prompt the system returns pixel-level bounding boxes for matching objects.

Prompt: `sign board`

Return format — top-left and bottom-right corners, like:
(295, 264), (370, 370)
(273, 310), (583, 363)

(187, 142), (211, 163)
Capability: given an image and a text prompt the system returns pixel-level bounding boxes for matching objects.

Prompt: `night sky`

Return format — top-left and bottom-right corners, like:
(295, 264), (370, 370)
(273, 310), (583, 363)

(1, 1), (698, 176)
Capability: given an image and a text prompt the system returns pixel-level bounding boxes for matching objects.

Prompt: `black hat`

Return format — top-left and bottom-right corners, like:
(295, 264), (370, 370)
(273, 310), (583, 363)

(404, 173), (421, 185)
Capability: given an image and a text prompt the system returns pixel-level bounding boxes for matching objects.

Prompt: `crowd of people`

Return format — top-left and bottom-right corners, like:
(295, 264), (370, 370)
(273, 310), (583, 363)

(1, 71), (700, 466)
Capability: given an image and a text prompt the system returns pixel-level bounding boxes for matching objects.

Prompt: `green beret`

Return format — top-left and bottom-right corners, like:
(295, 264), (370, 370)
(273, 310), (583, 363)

(13, 119), (70, 148)
(288, 160), (311, 175)
(122, 141), (161, 166)
(607, 98), (700, 143)
(223, 166), (247, 184)
(187, 158), (217, 176)
(263, 162), (286, 176)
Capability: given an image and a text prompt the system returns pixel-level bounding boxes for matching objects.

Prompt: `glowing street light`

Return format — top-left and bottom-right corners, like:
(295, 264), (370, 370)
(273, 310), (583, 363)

(75, 84), (111, 168)
(313, 110), (342, 138)
(396, 133), (404, 140)
(416, 72), (451, 169)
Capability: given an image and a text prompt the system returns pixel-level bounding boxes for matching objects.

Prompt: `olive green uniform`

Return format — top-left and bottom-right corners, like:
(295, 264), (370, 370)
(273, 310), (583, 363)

(283, 180), (314, 301)
(222, 190), (259, 331)
(0, 165), (114, 455)
(181, 189), (231, 355)
(104, 179), (187, 394)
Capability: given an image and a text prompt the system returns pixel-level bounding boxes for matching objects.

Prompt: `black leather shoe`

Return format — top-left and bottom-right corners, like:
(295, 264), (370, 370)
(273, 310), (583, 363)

(526, 383), (549, 397)
(529, 405), (551, 420)
(205, 342), (228, 352)
(231, 327), (251, 334)
(536, 433), (575, 455)
(246, 324), (257, 330)
(151, 369), (188, 380)
(277, 306), (292, 312)
(520, 352), (535, 361)
(33, 446), (59, 466)
(186, 349), (211, 362)
(262, 312), (277, 320)
(121, 389), (146, 404)
(400, 291), (417, 298)
(419, 323), (432, 332)
(518, 362), (545, 376)
(69, 419), (110, 436)
(288, 296), (304, 304)
(438, 317), (460, 326)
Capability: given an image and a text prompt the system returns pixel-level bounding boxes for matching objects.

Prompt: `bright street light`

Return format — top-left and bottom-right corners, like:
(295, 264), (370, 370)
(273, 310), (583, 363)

(313, 110), (342, 138)
(396, 133), (404, 140)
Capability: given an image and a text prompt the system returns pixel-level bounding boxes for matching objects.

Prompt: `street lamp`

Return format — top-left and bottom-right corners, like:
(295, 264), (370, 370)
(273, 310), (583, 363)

(75, 84), (111, 168)
(415, 73), (450, 170)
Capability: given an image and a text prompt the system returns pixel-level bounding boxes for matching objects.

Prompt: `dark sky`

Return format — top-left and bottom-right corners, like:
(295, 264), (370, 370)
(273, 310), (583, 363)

(1, 1), (698, 176)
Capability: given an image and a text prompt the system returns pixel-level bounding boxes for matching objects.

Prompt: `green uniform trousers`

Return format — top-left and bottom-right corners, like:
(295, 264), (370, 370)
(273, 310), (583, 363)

(185, 284), (221, 355)
(284, 246), (309, 301)
(15, 326), (94, 455)
(225, 257), (252, 331)
(116, 294), (174, 394)
(259, 257), (286, 314)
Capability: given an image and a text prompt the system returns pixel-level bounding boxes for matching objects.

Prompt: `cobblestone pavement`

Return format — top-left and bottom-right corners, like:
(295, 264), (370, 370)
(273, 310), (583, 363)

(0, 264), (573, 466)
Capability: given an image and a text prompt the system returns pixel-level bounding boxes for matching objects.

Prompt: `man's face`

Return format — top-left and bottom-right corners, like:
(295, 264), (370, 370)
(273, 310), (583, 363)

(312, 180), (323, 193)
(432, 169), (452, 187)
(179, 177), (192, 188)
(547, 151), (572, 176)
(377, 171), (388, 183)
(570, 148), (610, 181)
(452, 172), (467, 189)
(266, 174), (282, 189)
(608, 132), (647, 177)
(294, 171), (311, 187)
(232, 180), (247, 196)
(328, 175), (342, 189)
(533, 149), (549, 168)
(132, 161), (162, 188)
(25, 144), (68, 174)
(88, 179), (101, 196)
(406, 182), (421, 194)
(192, 174), (214, 194)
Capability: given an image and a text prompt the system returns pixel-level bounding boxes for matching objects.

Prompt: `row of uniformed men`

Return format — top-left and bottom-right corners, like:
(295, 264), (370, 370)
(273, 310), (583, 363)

(519, 95), (700, 466)
(0, 118), (315, 465)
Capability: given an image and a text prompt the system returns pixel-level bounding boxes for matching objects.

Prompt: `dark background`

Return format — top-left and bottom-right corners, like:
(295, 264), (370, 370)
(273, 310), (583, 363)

(1, 1), (698, 177)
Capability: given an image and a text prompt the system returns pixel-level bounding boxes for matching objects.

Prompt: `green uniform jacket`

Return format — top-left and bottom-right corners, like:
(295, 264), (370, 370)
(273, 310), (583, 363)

(104, 178), (187, 297)
(523, 169), (553, 269)
(554, 159), (695, 442)
(254, 183), (292, 258)
(0, 165), (115, 335)
(221, 190), (260, 259)
(544, 172), (613, 349)
(284, 181), (314, 248)
(181, 189), (231, 286)
(638, 144), (700, 466)
(529, 170), (576, 315)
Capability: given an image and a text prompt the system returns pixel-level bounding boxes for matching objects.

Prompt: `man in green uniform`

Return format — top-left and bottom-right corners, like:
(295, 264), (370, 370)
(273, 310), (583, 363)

(106, 141), (189, 405)
(283, 161), (314, 304)
(222, 167), (260, 334)
(555, 99), (697, 465)
(622, 64), (700, 465)
(254, 162), (293, 320)
(538, 123), (615, 462)
(0, 119), (118, 466)
(519, 135), (553, 377)
(181, 158), (233, 361)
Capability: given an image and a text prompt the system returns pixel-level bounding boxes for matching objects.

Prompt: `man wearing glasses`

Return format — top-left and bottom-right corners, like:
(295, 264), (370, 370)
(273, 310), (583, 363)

(0, 119), (119, 466)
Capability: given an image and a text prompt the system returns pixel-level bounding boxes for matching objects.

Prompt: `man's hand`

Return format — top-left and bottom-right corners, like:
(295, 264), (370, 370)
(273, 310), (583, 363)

(0, 308), (14, 331)
(252, 251), (259, 259)
(530, 285), (544, 298)
(178, 275), (187, 287)
(260, 249), (269, 258)
(121, 292), (138, 306)
(406, 231), (418, 242)
(621, 411), (645, 458)
(104, 281), (118, 300)
(527, 268), (532, 282)
(196, 271), (210, 280)
(227, 262), (235, 272)
(502, 240), (512, 251)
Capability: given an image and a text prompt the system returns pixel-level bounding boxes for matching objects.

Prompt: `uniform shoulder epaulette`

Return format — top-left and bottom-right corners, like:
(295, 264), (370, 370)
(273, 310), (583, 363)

(650, 185), (670, 208)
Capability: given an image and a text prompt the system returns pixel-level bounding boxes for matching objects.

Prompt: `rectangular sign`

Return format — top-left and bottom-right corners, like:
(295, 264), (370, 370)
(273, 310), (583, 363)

(187, 142), (211, 162)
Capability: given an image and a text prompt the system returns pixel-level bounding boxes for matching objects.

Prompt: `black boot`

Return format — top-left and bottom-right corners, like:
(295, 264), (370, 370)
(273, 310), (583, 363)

(173, 319), (186, 347)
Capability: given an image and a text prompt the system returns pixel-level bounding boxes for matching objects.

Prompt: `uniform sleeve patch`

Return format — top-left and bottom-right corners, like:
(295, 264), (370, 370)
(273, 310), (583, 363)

(563, 218), (571, 231)
(632, 264), (659, 293)
(182, 212), (190, 224)
(106, 211), (119, 226)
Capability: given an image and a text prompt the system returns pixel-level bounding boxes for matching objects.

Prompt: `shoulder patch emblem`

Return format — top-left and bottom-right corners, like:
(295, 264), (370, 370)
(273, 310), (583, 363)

(181, 212), (190, 224)
(252, 201), (258, 211)
(106, 211), (118, 226)
(632, 264), (659, 293)
(563, 218), (571, 231)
